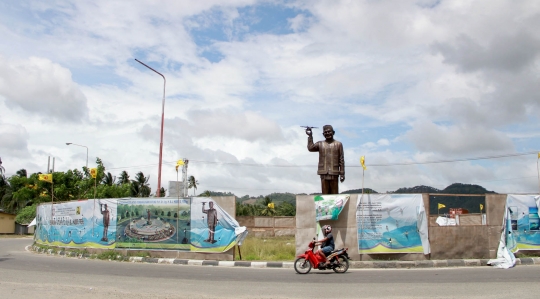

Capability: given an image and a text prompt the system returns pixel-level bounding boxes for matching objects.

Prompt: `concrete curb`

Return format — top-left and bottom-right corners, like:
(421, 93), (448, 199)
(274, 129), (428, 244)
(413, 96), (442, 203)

(27, 246), (540, 269)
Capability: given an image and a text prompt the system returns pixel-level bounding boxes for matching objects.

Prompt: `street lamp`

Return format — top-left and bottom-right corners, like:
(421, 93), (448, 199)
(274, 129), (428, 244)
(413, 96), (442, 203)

(66, 143), (88, 170)
(135, 58), (166, 197)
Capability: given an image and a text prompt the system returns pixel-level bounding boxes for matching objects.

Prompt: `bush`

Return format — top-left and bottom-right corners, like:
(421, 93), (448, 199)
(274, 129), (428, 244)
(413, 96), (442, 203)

(15, 204), (37, 224)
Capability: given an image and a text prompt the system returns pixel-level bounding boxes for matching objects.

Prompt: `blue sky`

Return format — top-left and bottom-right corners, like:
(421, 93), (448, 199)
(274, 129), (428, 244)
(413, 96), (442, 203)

(0, 0), (539, 196)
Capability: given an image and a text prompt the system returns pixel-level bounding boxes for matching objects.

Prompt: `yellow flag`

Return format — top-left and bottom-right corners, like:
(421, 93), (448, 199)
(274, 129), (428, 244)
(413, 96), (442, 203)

(38, 174), (53, 183)
(438, 203), (445, 210)
(90, 168), (98, 178)
(175, 159), (184, 171)
(480, 204), (484, 211)
(538, 152), (540, 159)
(360, 156), (367, 170)
(268, 203), (275, 209)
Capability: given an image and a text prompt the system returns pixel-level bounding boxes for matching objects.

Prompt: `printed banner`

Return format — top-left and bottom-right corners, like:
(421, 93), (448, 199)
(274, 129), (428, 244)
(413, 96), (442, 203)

(35, 197), (246, 253)
(315, 194), (350, 221)
(357, 194), (430, 254)
(35, 199), (117, 248)
(505, 194), (540, 252)
(116, 198), (191, 250)
(190, 197), (247, 252)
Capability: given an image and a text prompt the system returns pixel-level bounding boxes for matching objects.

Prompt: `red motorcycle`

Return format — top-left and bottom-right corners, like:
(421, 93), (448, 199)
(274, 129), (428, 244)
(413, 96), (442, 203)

(294, 238), (350, 274)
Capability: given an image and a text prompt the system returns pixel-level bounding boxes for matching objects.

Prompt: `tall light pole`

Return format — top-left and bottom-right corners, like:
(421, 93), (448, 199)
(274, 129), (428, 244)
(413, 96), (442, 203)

(66, 143), (88, 170)
(135, 58), (166, 197)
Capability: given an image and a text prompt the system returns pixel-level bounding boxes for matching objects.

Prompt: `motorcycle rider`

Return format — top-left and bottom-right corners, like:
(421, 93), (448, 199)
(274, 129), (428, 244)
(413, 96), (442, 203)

(316, 225), (335, 267)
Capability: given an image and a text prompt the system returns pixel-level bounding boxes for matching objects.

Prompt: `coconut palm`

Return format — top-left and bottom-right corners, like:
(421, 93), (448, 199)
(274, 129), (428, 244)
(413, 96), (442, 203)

(259, 196), (276, 216)
(117, 170), (130, 185)
(16, 169), (27, 177)
(131, 172), (151, 197)
(188, 175), (198, 196)
(102, 172), (116, 186)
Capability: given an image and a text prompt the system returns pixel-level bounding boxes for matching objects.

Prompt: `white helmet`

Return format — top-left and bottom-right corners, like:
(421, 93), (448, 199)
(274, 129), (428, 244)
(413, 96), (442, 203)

(323, 225), (332, 235)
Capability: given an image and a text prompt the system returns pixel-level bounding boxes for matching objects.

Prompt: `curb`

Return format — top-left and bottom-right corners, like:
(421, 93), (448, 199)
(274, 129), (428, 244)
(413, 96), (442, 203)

(27, 246), (540, 269)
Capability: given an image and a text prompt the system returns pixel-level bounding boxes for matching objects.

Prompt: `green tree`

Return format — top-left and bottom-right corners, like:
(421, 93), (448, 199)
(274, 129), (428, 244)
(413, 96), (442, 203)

(117, 171), (130, 185)
(15, 204), (36, 224)
(159, 187), (166, 197)
(259, 196), (276, 216)
(188, 176), (198, 196)
(131, 172), (151, 197)
(102, 172), (116, 186)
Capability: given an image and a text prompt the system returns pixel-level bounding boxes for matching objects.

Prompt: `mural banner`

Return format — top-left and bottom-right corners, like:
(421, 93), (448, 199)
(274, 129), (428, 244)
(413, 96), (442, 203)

(35, 199), (117, 248)
(191, 197), (247, 252)
(35, 197), (246, 253)
(116, 198), (191, 250)
(315, 194), (350, 221)
(504, 194), (540, 251)
(356, 194), (430, 254)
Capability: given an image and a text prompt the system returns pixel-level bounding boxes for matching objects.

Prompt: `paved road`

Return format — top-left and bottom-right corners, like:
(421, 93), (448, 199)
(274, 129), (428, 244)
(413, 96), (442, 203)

(1, 237), (540, 299)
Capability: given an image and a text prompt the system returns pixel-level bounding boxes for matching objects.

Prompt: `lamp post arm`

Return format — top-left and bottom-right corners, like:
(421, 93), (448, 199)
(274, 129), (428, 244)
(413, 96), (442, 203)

(135, 59), (166, 197)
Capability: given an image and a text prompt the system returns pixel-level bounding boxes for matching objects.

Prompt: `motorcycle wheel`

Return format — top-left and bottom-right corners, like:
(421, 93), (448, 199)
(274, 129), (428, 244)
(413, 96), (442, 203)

(294, 257), (312, 274)
(332, 256), (349, 273)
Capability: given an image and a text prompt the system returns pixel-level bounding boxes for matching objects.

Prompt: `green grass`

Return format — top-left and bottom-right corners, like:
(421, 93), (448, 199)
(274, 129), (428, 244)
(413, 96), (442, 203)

(238, 236), (295, 261)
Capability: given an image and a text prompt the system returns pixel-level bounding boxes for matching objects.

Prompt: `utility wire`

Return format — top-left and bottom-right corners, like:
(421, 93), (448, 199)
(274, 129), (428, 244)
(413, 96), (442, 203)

(107, 151), (538, 170)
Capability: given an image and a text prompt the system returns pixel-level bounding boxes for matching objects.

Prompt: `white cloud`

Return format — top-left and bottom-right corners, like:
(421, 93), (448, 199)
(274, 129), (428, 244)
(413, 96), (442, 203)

(0, 122), (29, 158)
(0, 0), (539, 195)
(0, 56), (88, 122)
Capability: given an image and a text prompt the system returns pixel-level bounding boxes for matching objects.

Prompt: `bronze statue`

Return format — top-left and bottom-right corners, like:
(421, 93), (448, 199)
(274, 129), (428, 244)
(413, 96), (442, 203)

(306, 125), (345, 194)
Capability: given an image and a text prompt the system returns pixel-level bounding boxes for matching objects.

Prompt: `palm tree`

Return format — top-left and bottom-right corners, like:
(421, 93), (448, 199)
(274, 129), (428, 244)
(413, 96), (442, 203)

(259, 196), (276, 216)
(188, 175), (198, 196)
(16, 169), (27, 177)
(131, 172), (151, 197)
(102, 172), (116, 186)
(0, 157), (4, 176)
(117, 170), (130, 185)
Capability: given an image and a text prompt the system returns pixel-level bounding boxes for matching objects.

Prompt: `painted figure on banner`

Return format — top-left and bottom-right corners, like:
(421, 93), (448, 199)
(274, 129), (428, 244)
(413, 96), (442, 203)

(306, 125), (345, 194)
(202, 201), (218, 243)
(147, 209), (152, 225)
(100, 203), (110, 242)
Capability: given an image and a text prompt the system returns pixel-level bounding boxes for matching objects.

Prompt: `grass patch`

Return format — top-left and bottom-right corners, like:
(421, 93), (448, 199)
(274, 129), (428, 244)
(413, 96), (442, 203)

(238, 236), (295, 261)
(127, 251), (150, 258)
(96, 250), (121, 260)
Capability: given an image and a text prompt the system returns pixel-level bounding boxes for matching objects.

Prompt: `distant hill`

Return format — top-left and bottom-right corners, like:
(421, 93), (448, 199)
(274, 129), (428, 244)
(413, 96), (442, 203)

(393, 185), (440, 194)
(204, 183), (496, 212)
(341, 188), (378, 194)
(441, 183), (495, 194)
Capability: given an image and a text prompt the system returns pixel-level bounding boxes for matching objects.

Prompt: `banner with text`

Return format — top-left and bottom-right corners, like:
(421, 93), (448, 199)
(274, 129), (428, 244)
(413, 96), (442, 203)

(35, 199), (117, 248)
(35, 197), (245, 253)
(505, 194), (540, 252)
(357, 194), (430, 254)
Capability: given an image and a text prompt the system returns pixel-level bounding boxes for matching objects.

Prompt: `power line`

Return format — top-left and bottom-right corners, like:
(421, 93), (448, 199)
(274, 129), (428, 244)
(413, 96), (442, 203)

(107, 150), (538, 170)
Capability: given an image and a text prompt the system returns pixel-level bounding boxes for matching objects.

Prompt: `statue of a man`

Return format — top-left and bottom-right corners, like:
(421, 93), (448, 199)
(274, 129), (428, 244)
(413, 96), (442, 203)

(100, 203), (110, 242)
(202, 201), (218, 243)
(306, 125), (345, 194)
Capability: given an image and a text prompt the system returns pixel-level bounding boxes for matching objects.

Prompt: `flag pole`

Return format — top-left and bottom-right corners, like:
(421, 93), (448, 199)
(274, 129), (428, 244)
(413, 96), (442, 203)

(177, 169), (179, 244)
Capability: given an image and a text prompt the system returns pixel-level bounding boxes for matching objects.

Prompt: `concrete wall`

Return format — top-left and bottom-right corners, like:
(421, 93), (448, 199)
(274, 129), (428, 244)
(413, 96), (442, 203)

(237, 216), (295, 237)
(295, 193), (514, 261)
(0, 211), (15, 234)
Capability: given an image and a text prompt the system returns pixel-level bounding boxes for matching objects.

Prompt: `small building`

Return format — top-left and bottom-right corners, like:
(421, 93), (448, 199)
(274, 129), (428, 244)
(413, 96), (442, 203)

(0, 210), (16, 234)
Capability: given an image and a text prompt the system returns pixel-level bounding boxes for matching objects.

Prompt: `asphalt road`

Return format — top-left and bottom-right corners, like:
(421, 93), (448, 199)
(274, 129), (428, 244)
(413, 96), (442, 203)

(1, 237), (539, 299)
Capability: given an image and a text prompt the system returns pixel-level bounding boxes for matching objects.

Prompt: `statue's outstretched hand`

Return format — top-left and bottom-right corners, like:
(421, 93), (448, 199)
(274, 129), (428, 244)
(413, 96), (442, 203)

(305, 128), (312, 136)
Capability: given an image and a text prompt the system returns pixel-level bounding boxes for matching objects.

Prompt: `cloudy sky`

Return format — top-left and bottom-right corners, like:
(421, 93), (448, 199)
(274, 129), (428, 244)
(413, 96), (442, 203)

(1, 0), (539, 197)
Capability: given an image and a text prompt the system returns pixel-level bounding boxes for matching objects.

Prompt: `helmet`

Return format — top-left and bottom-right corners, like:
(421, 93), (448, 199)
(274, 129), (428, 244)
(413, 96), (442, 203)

(323, 225), (332, 235)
